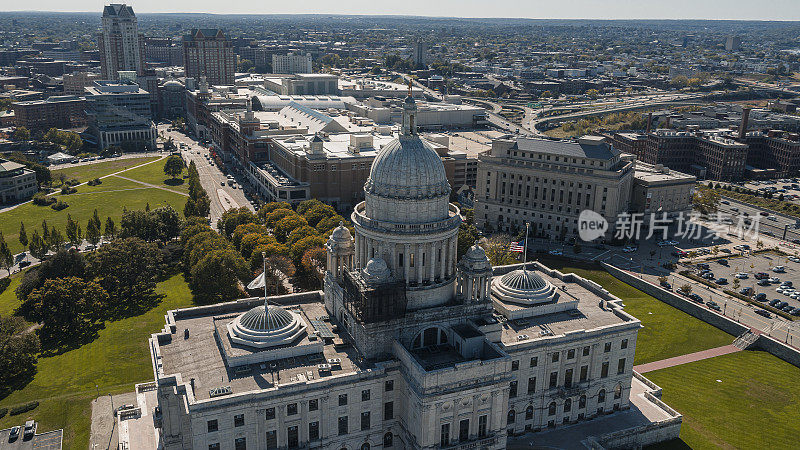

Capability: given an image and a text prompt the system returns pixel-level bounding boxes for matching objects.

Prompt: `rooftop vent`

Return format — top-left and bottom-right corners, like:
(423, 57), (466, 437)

(209, 386), (232, 398)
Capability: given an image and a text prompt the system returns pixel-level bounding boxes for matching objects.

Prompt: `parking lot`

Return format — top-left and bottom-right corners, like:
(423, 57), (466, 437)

(0, 425), (62, 450)
(692, 251), (800, 315)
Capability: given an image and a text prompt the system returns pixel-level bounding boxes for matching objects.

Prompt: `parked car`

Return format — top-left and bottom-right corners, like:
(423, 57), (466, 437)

(735, 273), (749, 279)
(660, 281), (672, 290)
(754, 272), (769, 279)
(9, 426), (20, 441)
(790, 256), (800, 263)
(622, 246), (637, 253)
(792, 308), (800, 316)
(778, 301), (789, 309)
(697, 263), (710, 270)
(769, 299), (781, 307)
(689, 294), (704, 303)
(782, 281), (793, 287)
(756, 310), (772, 318)
(769, 277), (781, 283)
(773, 266), (786, 273)
(740, 287), (754, 296)
(548, 250), (563, 256)
(707, 301), (721, 311)
(760, 211), (770, 216)
(758, 279), (771, 286)
(715, 278), (728, 285)
(755, 293), (767, 302)
(23, 420), (35, 440)
(717, 259), (729, 265)
(721, 200), (730, 205)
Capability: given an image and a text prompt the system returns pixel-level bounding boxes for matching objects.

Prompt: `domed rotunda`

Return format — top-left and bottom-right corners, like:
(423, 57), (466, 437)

(491, 268), (558, 306)
(227, 304), (307, 349)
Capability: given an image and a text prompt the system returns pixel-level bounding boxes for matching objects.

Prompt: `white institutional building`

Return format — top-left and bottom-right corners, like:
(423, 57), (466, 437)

(144, 92), (681, 450)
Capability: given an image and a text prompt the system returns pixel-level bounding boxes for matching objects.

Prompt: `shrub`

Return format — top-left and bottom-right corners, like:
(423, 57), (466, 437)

(66, 178), (80, 186)
(0, 276), (10, 295)
(60, 186), (77, 195)
(87, 178), (102, 186)
(0, 407), (7, 419)
(9, 401), (38, 416)
(51, 200), (69, 211)
(32, 192), (56, 206)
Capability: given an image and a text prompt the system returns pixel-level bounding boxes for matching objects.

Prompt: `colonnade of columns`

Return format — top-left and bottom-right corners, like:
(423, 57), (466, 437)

(354, 234), (458, 286)
(457, 271), (492, 303)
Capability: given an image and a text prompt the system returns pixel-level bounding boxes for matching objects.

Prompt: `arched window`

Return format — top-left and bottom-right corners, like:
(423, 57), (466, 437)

(579, 395), (586, 409)
(525, 405), (534, 420)
(598, 389), (606, 403)
(361, 444), (370, 450)
(614, 384), (622, 400)
(548, 402), (557, 416)
(412, 327), (448, 349)
(440, 329), (448, 344)
(564, 398), (572, 412)
(383, 433), (393, 447)
(507, 409), (516, 424)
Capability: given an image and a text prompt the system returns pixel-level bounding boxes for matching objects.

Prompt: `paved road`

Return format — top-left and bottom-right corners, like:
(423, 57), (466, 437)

(158, 125), (254, 227)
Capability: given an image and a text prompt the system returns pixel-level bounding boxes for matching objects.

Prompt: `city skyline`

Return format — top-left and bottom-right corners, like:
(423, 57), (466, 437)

(6, 0), (800, 21)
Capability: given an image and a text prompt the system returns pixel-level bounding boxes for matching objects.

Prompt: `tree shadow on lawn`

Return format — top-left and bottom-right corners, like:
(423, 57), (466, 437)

(39, 321), (106, 357)
(164, 178), (185, 187)
(644, 438), (692, 450)
(0, 365), (38, 402)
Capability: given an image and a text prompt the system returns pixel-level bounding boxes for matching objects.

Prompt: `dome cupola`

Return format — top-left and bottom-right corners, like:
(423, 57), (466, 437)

(492, 269), (558, 306)
(227, 304), (306, 349)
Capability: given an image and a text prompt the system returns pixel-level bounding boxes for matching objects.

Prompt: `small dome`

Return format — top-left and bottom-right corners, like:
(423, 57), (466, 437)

(364, 136), (450, 200)
(329, 222), (352, 242)
(227, 304), (306, 349)
(459, 244), (492, 272)
(363, 257), (391, 285)
(162, 80), (184, 90)
(492, 269), (557, 306)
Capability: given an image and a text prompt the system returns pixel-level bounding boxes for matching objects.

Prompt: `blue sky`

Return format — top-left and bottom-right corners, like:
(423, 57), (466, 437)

(8, 0), (800, 20)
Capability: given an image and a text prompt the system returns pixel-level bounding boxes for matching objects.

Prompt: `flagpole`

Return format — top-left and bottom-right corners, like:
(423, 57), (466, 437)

(262, 251), (268, 311)
(523, 222), (530, 272)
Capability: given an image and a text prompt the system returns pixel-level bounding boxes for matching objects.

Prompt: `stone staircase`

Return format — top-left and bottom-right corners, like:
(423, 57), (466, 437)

(733, 330), (759, 350)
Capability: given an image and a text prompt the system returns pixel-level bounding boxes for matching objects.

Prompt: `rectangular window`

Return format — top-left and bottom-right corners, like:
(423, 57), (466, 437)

(287, 426), (299, 449)
(385, 380), (394, 391)
(604, 342), (612, 353)
(441, 423), (450, 447)
(511, 360), (519, 371)
(265, 408), (275, 420)
(339, 394), (348, 406)
(527, 377), (536, 394)
(549, 371), (558, 388)
(338, 416), (348, 435)
(362, 389), (371, 401)
(209, 444), (220, 450)
(478, 415), (488, 437)
(235, 438), (246, 450)
(509, 380), (518, 398)
(234, 414), (244, 427)
(567, 349), (575, 359)
(618, 358), (626, 375)
(580, 365), (588, 382)
(459, 419), (470, 442)
(564, 368), (573, 388)
(309, 421), (320, 441)
(530, 356), (538, 367)
(287, 403), (298, 415)
(384, 401), (394, 420)
(266, 431), (277, 450)
(309, 399), (318, 411)
(552, 352), (559, 363)
(583, 346), (590, 356)
(361, 411), (371, 430)
(601, 362), (609, 378)
(621, 339), (628, 349)
(207, 419), (218, 432)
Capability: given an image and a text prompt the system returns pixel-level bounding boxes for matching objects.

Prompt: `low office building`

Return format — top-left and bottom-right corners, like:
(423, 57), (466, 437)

(63, 71), (102, 95)
(475, 136), (634, 239)
(0, 159), (37, 203)
(264, 74), (340, 96)
(143, 97), (678, 449)
(631, 162), (696, 219)
(84, 80), (156, 151)
(12, 95), (87, 131)
(272, 52), (313, 74)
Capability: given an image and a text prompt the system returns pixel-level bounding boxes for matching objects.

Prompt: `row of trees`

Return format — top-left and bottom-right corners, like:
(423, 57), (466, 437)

(18, 213), (115, 262)
(184, 161), (211, 218)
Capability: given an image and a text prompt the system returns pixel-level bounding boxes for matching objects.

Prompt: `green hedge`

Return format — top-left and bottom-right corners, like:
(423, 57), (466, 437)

(0, 407), (7, 419)
(9, 401), (38, 416)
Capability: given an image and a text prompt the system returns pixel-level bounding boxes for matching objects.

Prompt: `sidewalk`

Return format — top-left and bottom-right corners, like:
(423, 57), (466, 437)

(633, 344), (741, 373)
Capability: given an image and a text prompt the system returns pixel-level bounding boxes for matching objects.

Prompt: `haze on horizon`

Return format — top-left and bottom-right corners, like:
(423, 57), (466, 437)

(5, 0), (800, 21)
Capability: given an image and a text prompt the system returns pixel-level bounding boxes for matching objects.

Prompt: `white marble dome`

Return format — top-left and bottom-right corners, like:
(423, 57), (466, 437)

(492, 269), (558, 306)
(227, 304), (306, 349)
(362, 257), (392, 285)
(460, 244), (492, 272)
(364, 136), (450, 200)
(327, 222), (353, 245)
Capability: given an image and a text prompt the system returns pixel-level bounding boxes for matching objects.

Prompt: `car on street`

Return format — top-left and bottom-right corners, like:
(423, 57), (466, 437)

(9, 426), (20, 441)
(759, 211), (770, 216)
(756, 309), (772, 318)
(731, 207), (739, 212)
(721, 200), (730, 205)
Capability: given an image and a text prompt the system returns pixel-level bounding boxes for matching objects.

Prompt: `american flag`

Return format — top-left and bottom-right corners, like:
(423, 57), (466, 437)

(509, 241), (525, 253)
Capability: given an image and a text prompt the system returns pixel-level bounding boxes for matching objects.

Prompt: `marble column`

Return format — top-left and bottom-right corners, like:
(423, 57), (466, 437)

(439, 239), (447, 280)
(429, 242), (437, 282)
(417, 243), (424, 283)
(444, 238), (451, 278)
(404, 243), (411, 286)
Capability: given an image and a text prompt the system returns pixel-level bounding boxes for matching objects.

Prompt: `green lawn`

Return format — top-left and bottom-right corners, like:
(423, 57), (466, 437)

(537, 257), (734, 365)
(51, 156), (161, 183)
(646, 350), (800, 449)
(117, 160), (189, 193)
(1, 185), (187, 255)
(0, 273), (22, 316)
(0, 274), (194, 450)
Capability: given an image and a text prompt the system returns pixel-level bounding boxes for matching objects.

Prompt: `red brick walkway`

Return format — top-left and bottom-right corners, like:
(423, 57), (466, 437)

(633, 344), (741, 373)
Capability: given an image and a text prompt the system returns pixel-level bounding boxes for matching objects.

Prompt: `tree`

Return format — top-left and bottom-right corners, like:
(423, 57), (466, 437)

(265, 208), (295, 228)
(65, 214), (82, 247)
(257, 255), (295, 295)
(678, 284), (692, 295)
(89, 238), (164, 316)
(86, 210), (102, 246)
(0, 315), (40, 393)
(303, 204), (336, 228)
(217, 207), (258, 238)
(48, 226), (64, 252)
(481, 235), (519, 266)
(104, 217), (116, 239)
(15, 249), (87, 310)
(18, 222), (28, 253)
(28, 230), (46, 261)
(692, 188), (720, 215)
(163, 155), (184, 179)
(457, 223), (479, 259)
(275, 214), (309, 243)
(290, 235), (325, 262)
(27, 277), (107, 349)
(190, 248), (249, 304)
(11, 126), (30, 141)
(0, 232), (12, 274)
(732, 278), (740, 290)
(287, 225), (319, 247)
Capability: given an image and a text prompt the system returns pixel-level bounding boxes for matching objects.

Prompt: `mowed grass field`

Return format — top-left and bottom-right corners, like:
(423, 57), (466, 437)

(51, 156), (160, 183)
(646, 350), (800, 449)
(0, 156), (187, 254)
(537, 257), (734, 365)
(0, 273), (22, 316)
(0, 274), (194, 450)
